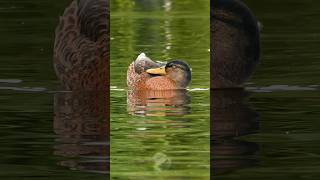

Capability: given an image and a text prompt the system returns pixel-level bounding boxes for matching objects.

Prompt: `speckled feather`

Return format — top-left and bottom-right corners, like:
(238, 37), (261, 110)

(211, 0), (260, 88)
(53, 0), (109, 91)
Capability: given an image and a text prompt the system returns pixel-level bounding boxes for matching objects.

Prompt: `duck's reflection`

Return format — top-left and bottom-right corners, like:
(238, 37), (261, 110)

(127, 89), (191, 116)
(211, 89), (259, 175)
(53, 92), (109, 174)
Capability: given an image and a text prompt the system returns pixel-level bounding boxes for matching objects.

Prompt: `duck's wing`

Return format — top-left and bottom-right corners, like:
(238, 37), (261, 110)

(78, 0), (109, 44)
(54, 1), (80, 75)
(53, 0), (109, 91)
(127, 53), (161, 89)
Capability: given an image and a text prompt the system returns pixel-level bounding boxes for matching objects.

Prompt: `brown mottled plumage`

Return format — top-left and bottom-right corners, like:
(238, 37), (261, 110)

(127, 53), (191, 90)
(53, 0), (109, 91)
(211, 0), (260, 89)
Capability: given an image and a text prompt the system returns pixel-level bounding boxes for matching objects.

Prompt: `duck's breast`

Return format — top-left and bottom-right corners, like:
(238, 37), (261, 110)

(145, 77), (177, 90)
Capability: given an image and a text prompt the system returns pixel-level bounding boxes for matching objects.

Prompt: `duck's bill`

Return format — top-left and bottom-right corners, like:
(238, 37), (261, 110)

(146, 66), (166, 75)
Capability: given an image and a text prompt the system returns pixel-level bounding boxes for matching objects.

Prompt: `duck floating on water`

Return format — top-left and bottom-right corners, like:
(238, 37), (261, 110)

(211, 0), (260, 89)
(127, 53), (191, 90)
(53, 0), (109, 91)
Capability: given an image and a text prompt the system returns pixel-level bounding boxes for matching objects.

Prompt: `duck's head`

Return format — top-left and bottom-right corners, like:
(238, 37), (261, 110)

(147, 60), (192, 88)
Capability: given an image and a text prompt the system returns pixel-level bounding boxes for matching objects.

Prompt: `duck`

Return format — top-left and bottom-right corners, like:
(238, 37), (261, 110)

(211, 0), (260, 89)
(127, 53), (191, 90)
(53, 0), (109, 91)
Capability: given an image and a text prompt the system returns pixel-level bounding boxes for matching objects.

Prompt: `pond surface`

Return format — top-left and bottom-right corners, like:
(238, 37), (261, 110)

(0, 0), (319, 179)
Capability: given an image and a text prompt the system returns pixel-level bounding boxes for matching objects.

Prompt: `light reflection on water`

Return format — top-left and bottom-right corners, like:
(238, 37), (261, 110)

(53, 92), (109, 174)
(211, 89), (259, 175)
(110, 91), (209, 179)
(110, 88), (210, 179)
(127, 90), (191, 117)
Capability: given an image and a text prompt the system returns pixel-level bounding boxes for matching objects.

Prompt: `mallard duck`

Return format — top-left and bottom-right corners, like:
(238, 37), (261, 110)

(53, 0), (109, 91)
(211, 0), (260, 89)
(127, 53), (191, 90)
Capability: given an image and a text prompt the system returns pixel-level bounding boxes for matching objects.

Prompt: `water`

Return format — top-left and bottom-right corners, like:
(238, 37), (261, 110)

(110, 0), (210, 179)
(0, 0), (319, 179)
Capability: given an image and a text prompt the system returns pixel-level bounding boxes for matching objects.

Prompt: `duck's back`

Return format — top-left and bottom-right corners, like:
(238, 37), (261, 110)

(211, 0), (260, 88)
(53, 0), (109, 91)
